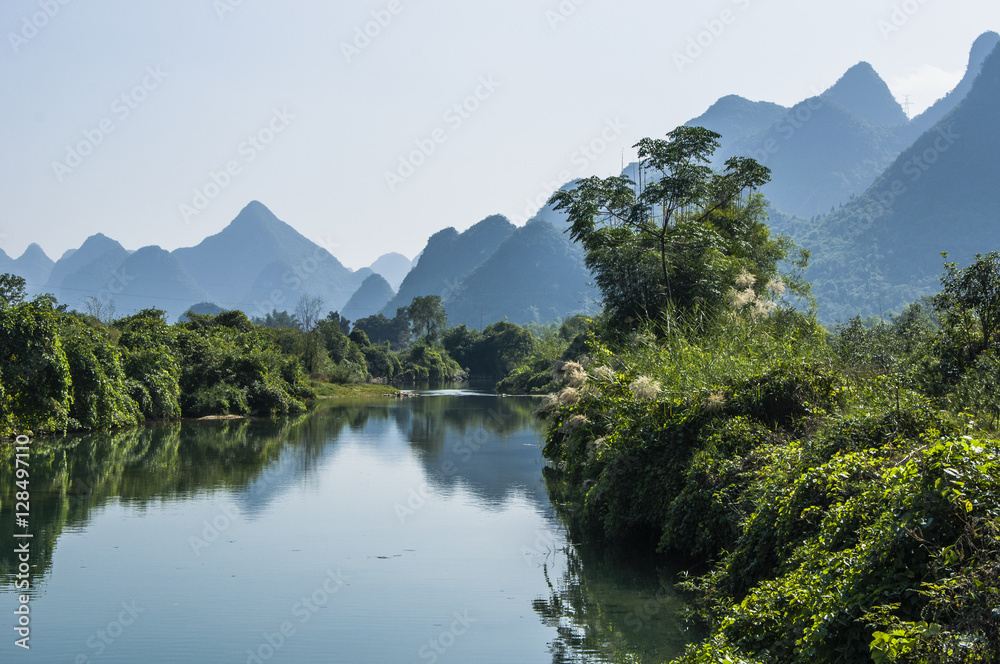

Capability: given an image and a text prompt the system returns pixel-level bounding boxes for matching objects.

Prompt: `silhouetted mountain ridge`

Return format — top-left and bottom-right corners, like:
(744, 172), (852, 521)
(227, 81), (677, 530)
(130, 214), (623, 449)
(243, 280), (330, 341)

(822, 61), (908, 127)
(445, 220), (597, 327)
(382, 215), (516, 316)
(173, 201), (363, 313)
(802, 37), (1000, 321)
(342, 274), (395, 322)
(905, 31), (1000, 142)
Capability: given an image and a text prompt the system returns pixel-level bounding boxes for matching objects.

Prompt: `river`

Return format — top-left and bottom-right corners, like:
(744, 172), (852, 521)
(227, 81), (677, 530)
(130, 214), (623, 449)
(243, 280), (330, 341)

(1, 390), (691, 663)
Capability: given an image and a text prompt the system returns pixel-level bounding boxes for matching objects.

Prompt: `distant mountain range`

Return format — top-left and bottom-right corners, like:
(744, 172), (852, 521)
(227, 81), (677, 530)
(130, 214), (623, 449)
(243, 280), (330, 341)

(381, 213), (596, 327)
(527, 31), (1000, 323)
(683, 32), (1000, 222)
(800, 32), (1000, 321)
(4, 201), (596, 328)
(0, 243), (53, 291)
(7, 32), (999, 327)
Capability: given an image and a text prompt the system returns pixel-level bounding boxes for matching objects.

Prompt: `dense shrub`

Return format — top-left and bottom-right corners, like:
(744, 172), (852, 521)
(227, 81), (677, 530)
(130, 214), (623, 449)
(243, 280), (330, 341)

(536, 289), (1000, 663)
(60, 316), (142, 430)
(0, 299), (72, 434)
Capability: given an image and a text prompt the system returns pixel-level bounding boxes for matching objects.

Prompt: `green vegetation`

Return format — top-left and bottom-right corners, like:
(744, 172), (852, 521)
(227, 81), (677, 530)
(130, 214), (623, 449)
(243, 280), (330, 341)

(0, 280), (571, 434)
(525, 129), (1000, 663)
(0, 275), (312, 436)
(306, 380), (401, 398)
(551, 126), (808, 333)
(495, 315), (593, 395)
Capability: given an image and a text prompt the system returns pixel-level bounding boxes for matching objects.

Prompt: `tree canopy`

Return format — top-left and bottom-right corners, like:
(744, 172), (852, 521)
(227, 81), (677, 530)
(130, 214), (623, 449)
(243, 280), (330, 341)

(550, 126), (805, 331)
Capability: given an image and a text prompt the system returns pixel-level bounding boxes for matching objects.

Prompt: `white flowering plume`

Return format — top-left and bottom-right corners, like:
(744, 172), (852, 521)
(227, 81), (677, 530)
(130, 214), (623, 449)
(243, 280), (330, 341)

(551, 361), (588, 388)
(558, 387), (582, 406)
(703, 392), (726, 413)
(729, 269), (776, 318)
(590, 366), (615, 383)
(628, 376), (661, 401)
(586, 437), (608, 460)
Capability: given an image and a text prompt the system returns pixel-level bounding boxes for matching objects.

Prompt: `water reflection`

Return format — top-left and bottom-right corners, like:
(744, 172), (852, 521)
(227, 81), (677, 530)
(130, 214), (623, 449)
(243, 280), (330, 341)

(531, 467), (699, 664)
(0, 417), (304, 589)
(0, 395), (547, 589)
(532, 541), (693, 663)
(0, 394), (692, 663)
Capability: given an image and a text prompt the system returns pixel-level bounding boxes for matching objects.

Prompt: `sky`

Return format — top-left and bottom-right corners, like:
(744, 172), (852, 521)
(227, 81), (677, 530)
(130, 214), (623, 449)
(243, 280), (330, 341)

(1, 1), (998, 270)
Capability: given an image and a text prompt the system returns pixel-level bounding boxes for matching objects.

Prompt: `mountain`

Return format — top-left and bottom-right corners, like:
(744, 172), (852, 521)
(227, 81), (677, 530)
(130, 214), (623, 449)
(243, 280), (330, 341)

(905, 31), (1000, 142)
(685, 94), (789, 163)
(803, 38), (1000, 321)
(46, 234), (125, 293)
(368, 252), (413, 291)
(528, 61), (912, 226)
(382, 214), (516, 314)
(525, 179), (581, 229)
(821, 62), (908, 127)
(0, 244), (54, 295)
(45, 234), (130, 308)
(106, 246), (214, 319)
(49, 243), (211, 320)
(341, 274), (395, 322)
(15, 244), (54, 292)
(736, 95), (907, 218)
(444, 219), (597, 327)
(173, 201), (365, 313)
(720, 61), (910, 218)
(236, 261), (369, 321)
(7, 201), (593, 327)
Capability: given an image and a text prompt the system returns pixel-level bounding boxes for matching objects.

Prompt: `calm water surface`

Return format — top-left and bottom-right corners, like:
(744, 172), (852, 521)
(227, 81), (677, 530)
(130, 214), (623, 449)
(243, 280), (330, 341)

(2, 391), (690, 662)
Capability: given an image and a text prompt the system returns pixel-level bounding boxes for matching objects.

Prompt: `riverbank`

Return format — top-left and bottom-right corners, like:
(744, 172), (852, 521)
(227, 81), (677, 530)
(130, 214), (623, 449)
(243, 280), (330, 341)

(537, 314), (1000, 663)
(308, 380), (405, 398)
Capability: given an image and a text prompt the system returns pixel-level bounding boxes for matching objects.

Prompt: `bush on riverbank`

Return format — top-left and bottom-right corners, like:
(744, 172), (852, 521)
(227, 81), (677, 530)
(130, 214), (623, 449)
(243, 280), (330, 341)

(527, 128), (1000, 663)
(537, 301), (1000, 663)
(0, 288), (311, 435)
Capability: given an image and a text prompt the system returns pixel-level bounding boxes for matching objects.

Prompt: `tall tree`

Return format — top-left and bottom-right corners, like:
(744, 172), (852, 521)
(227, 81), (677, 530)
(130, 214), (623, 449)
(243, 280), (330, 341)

(295, 294), (324, 333)
(0, 274), (27, 308)
(550, 126), (799, 330)
(935, 251), (1000, 357)
(407, 295), (447, 344)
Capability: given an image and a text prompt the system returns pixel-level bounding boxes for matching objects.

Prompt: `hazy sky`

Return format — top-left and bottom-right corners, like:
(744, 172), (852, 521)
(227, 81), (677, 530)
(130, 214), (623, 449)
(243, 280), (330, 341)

(2, 1), (997, 269)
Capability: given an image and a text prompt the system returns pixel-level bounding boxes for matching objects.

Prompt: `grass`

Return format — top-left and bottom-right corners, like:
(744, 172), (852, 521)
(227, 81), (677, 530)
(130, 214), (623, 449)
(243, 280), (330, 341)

(308, 380), (402, 398)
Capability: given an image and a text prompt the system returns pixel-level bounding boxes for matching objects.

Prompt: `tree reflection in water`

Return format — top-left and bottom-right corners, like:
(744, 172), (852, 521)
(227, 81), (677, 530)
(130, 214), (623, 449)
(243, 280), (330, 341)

(532, 475), (697, 663)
